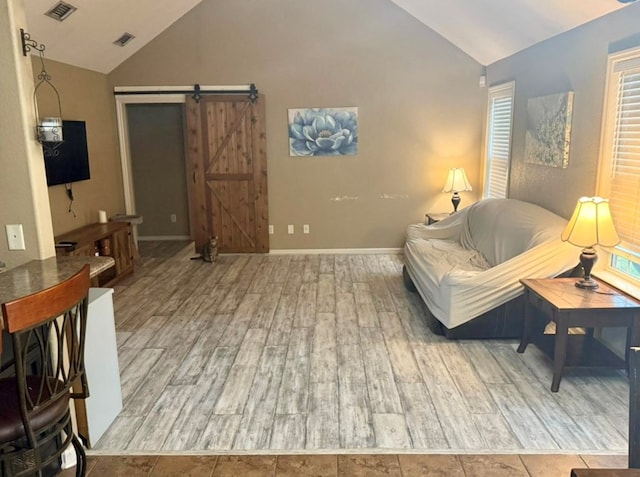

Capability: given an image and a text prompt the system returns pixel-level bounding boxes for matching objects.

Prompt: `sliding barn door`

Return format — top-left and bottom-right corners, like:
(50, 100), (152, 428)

(186, 94), (268, 253)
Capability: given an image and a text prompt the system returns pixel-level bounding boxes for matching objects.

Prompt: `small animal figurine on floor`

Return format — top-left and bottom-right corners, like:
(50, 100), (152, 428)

(191, 236), (218, 263)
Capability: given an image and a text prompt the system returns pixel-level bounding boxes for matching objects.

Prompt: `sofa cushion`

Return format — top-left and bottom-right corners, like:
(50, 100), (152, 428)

(408, 238), (490, 286)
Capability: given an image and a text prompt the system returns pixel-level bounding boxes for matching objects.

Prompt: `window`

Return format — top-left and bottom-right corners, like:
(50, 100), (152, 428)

(483, 81), (515, 199)
(598, 47), (640, 283)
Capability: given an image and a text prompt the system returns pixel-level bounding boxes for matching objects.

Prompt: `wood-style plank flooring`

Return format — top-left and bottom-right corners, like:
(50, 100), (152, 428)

(93, 241), (629, 454)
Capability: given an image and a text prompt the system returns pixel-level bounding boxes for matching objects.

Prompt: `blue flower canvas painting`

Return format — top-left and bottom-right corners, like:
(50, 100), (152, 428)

(288, 107), (358, 156)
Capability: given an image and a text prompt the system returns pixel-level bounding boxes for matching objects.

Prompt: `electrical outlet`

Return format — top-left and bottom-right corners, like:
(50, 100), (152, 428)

(288, 225), (294, 234)
(268, 225), (274, 235)
(170, 214), (177, 223)
(303, 224), (310, 234)
(6, 224), (26, 250)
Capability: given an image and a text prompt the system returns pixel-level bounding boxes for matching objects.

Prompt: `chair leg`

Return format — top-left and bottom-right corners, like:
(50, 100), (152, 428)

(71, 434), (86, 477)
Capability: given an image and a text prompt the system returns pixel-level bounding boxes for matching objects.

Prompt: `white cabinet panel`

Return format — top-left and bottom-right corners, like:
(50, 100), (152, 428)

(83, 288), (122, 447)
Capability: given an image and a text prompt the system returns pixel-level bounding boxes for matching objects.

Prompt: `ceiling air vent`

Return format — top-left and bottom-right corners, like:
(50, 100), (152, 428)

(113, 32), (135, 47)
(44, 1), (77, 22)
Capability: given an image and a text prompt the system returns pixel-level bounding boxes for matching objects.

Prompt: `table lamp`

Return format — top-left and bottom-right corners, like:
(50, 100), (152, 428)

(561, 196), (620, 289)
(443, 168), (472, 213)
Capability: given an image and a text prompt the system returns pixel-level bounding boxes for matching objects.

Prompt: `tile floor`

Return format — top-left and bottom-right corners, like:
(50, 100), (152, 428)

(61, 453), (630, 477)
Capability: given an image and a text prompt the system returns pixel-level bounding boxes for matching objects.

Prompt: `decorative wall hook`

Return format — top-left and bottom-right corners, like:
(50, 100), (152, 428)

(20, 28), (64, 146)
(20, 29), (45, 56)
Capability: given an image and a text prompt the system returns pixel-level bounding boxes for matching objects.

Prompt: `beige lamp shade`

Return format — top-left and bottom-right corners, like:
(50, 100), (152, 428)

(443, 168), (472, 193)
(561, 196), (620, 248)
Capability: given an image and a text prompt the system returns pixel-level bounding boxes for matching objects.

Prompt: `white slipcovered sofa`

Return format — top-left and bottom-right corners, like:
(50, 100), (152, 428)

(403, 198), (579, 338)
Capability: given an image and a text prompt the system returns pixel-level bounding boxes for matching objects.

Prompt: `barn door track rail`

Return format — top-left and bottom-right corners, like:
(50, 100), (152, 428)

(113, 84), (259, 103)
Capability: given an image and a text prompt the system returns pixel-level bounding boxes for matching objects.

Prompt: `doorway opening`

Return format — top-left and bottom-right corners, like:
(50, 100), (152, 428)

(126, 103), (190, 241)
(114, 85), (269, 253)
(114, 91), (188, 244)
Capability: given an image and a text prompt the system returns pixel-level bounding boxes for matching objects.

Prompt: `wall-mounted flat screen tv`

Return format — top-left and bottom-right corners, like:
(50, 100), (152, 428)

(43, 120), (91, 187)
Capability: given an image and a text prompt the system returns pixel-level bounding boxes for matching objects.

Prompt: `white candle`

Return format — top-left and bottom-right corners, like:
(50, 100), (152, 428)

(98, 210), (107, 223)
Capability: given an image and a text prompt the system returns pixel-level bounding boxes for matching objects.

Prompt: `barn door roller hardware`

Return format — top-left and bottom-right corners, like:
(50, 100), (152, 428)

(192, 83), (258, 103)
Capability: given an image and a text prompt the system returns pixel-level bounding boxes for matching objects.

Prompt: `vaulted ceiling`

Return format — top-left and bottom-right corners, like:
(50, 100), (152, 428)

(23, 0), (202, 74)
(22, 0), (635, 74)
(389, 0), (632, 66)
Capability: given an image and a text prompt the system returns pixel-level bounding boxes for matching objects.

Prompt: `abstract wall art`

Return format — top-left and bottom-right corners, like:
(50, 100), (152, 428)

(524, 92), (574, 168)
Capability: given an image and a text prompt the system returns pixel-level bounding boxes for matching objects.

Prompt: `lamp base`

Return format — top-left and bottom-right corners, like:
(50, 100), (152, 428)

(451, 192), (461, 214)
(576, 246), (598, 290)
(575, 278), (598, 290)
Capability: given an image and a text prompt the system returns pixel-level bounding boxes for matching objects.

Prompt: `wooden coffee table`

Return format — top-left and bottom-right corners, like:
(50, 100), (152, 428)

(518, 277), (640, 392)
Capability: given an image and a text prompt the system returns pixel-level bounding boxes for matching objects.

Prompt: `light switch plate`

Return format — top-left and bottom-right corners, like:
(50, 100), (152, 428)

(6, 224), (26, 250)
(288, 225), (294, 234)
(268, 225), (274, 235)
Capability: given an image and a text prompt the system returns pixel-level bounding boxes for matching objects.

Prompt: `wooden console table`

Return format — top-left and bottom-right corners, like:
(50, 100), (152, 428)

(518, 277), (640, 392)
(55, 222), (135, 287)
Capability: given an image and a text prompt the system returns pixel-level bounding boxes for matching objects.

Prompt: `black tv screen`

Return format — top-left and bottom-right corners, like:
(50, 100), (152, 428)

(43, 120), (91, 186)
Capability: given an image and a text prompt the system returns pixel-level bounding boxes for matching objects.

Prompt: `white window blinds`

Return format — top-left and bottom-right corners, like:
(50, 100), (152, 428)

(605, 62), (640, 253)
(484, 82), (514, 199)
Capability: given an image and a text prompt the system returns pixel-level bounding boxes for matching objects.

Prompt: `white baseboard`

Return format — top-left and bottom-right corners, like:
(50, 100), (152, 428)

(138, 235), (191, 241)
(269, 248), (402, 255)
(135, 238), (402, 254)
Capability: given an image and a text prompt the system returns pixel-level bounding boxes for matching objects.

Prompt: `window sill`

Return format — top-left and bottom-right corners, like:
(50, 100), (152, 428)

(593, 269), (640, 301)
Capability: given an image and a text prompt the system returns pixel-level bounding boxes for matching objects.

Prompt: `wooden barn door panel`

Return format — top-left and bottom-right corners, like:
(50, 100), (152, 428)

(208, 180), (255, 251)
(186, 94), (268, 253)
